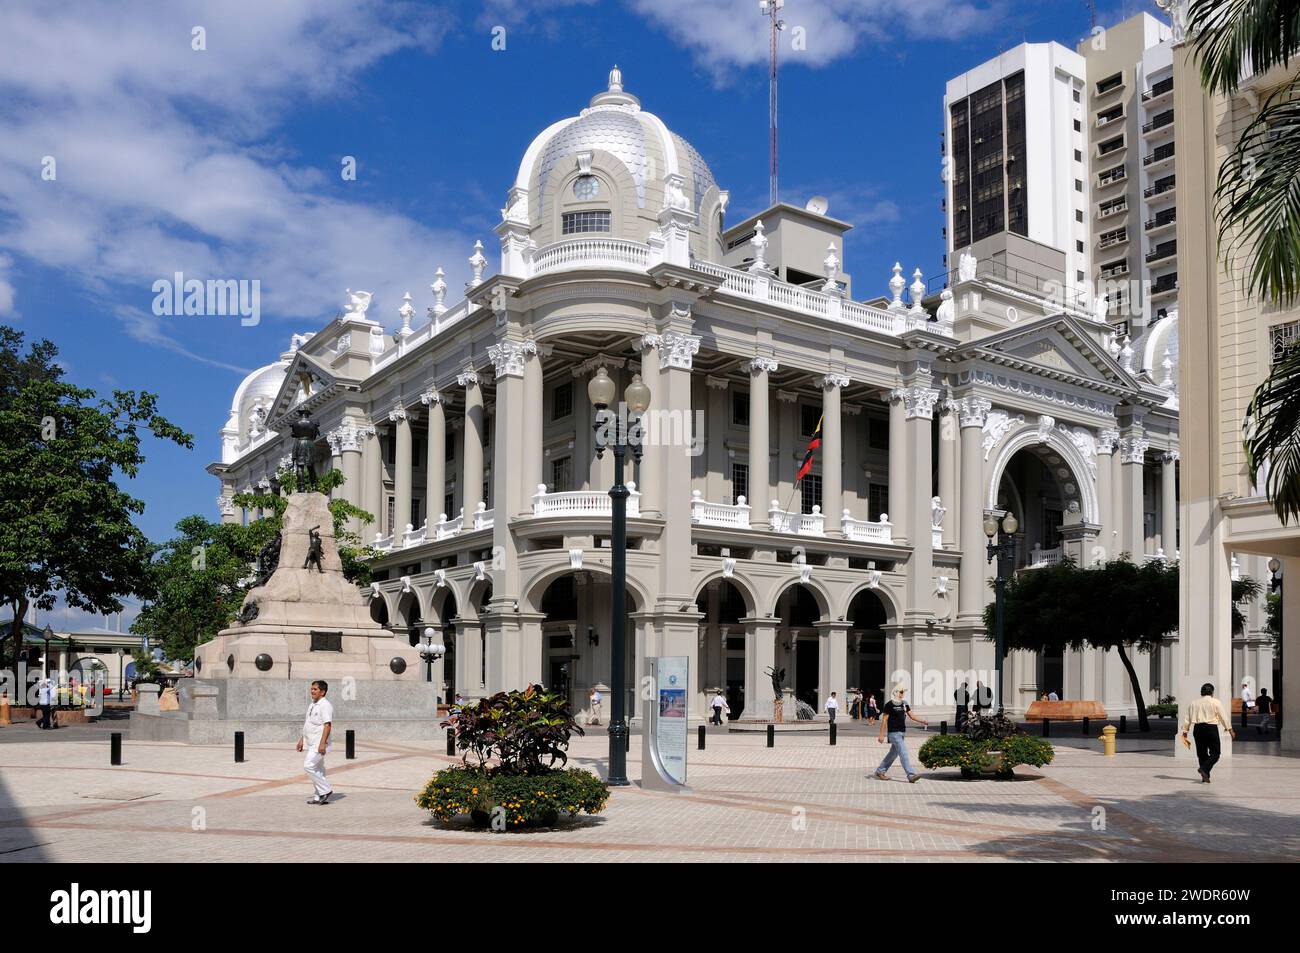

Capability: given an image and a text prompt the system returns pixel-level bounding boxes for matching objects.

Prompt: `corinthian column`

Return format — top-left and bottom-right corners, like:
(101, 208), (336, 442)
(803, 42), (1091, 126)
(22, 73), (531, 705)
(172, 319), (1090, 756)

(637, 335), (663, 516)
(460, 371), (484, 520)
(748, 357), (776, 518)
(821, 373), (848, 533)
(389, 403), (414, 539)
(1161, 449), (1178, 556)
(957, 396), (992, 624)
(421, 390), (445, 527)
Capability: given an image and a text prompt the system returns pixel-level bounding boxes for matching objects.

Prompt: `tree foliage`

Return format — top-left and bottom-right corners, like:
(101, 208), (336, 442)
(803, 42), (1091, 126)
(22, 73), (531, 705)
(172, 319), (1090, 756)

(0, 326), (191, 670)
(984, 558), (1179, 730)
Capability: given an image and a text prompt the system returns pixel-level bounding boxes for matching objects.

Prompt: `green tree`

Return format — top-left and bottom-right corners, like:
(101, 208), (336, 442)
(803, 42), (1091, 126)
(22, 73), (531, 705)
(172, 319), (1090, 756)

(131, 467), (375, 661)
(0, 326), (191, 676)
(1186, 2), (1300, 519)
(984, 558), (1179, 731)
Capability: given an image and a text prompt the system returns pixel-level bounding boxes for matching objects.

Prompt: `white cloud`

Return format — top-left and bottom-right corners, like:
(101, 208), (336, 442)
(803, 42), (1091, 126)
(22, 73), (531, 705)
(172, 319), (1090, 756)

(628, 0), (1003, 78)
(0, 254), (15, 317)
(0, 0), (472, 364)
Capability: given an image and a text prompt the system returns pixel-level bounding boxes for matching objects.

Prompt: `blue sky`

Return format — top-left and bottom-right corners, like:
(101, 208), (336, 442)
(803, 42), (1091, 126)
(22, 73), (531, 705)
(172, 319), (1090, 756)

(0, 0), (1165, 627)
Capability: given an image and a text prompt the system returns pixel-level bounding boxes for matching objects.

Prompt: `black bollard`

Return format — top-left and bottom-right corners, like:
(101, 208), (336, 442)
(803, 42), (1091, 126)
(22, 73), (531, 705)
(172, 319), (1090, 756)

(941, 720), (948, 735)
(234, 730), (245, 763)
(345, 729), (355, 760)
(446, 727), (455, 756)
(698, 725), (706, 750)
(829, 722), (837, 746)
(1082, 716), (1090, 736)
(767, 724), (775, 747)
(1120, 715), (1127, 734)
(1043, 718), (1051, 738)
(110, 732), (122, 766)
(625, 729), (630, 754)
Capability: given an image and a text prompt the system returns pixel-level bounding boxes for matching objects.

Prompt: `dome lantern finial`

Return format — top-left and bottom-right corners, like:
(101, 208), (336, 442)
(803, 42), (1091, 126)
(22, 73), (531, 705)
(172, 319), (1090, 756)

(609, 64), (623, 91)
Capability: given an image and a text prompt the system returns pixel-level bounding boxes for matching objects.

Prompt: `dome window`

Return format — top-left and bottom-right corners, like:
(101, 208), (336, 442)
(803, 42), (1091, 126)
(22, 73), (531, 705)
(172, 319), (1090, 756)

(562, 210), (611, 235)
(572, 175), (601, 200)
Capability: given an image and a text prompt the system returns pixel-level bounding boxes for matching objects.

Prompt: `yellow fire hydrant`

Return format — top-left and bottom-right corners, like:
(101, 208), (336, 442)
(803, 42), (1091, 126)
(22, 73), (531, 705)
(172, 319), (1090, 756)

(0, 694), (10, 727)
(1099, 724), (1117, 757)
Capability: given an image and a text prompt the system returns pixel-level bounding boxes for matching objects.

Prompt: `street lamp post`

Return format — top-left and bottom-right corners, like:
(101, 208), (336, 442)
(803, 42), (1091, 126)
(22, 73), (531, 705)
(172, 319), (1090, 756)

(588, 367), (651, 787)
(417, 626), (446, 697)
(984, 511), (1019, 714)
(1270, 558), (1283, 731)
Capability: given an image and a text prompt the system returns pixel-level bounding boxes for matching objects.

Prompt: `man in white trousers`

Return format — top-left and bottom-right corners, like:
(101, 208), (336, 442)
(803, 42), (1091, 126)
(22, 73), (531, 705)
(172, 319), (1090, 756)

(298, 680), (334, 805)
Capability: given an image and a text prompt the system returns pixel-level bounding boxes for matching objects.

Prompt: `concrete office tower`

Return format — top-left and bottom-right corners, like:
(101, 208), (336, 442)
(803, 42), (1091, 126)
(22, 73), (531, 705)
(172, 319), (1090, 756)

(943, 43), (1090, 306)
(1077, 13), (1176, 336)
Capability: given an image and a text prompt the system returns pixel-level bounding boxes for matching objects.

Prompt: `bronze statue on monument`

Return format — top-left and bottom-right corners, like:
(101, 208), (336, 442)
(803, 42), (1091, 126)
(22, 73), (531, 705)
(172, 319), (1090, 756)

(290, 408), (320, 491)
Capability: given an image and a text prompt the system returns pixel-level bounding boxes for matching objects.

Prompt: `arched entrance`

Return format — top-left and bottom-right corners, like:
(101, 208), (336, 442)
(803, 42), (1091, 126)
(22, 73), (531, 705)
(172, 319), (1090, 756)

(534, 570), (640, 722)
(773, 583), (828, 711)
(846, 588), (889, 712)
(694, 578), (751, 720)
(992, 444), (1087, 568)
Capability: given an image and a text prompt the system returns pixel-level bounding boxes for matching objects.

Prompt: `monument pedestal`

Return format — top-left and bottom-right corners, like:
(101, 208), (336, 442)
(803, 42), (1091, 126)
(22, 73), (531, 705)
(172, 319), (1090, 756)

(133, 491), (435, 742)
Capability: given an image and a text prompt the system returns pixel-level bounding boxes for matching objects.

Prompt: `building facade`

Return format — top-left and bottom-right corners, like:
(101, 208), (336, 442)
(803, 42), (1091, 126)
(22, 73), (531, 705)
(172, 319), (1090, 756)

(211, 69), (1182, 723)
(1172, 17), (1295, 748)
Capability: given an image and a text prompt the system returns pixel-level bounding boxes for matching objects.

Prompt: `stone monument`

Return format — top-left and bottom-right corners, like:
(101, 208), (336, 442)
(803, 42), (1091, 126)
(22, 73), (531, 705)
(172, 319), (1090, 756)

(132, 441), (431, 743)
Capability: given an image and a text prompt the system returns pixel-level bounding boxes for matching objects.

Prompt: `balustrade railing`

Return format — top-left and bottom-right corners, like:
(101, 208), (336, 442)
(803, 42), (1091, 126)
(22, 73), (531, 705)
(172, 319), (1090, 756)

(768, 503), (825, 536)
(690, 491), (751, 528)
(841, 512), (894, 543)
(532, 483), (640, 518)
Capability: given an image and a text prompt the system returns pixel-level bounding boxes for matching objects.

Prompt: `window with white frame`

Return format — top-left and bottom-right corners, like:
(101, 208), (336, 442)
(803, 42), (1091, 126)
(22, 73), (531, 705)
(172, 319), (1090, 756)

(732, 463), (749, 505)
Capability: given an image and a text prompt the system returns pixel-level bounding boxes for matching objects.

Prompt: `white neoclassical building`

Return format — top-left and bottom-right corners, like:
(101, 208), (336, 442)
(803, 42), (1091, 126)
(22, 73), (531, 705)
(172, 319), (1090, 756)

(210, 69), (1186, 722)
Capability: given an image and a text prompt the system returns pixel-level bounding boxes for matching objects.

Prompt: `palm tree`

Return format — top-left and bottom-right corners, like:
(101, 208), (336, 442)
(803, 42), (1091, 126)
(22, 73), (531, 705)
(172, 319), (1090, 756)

(1231, 575), (1264, 635)
(1187, 2), (1300, 519)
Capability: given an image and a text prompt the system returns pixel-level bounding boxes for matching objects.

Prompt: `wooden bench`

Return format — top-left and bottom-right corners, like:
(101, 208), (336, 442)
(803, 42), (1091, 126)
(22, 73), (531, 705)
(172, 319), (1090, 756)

(1231, 698), (1277, 716)
(1024, 700), (1107, 722)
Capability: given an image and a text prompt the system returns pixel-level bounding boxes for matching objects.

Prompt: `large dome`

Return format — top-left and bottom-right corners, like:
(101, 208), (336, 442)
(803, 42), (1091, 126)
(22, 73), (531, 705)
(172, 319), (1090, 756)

(512, 66), (719, 219)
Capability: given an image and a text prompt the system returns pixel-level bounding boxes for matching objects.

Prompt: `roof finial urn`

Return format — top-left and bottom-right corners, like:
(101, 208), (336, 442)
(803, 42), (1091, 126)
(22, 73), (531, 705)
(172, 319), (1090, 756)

(609, 64), (623, 91)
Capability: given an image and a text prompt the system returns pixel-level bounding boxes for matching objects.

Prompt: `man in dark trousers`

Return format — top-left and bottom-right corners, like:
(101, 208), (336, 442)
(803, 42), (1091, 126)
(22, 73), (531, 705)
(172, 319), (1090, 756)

(954, 681), (970, 731)
(1181, 682), (1235, 783)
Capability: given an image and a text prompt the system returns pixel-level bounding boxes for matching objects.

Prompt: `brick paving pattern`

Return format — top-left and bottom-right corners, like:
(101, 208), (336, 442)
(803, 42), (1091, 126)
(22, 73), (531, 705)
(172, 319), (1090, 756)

(1, 723), (1297, 863)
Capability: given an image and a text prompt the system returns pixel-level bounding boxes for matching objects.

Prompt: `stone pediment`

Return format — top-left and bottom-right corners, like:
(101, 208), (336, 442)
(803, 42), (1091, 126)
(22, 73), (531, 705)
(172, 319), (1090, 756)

(266, 351), (355, 429)
(961, 314), (1139, 393)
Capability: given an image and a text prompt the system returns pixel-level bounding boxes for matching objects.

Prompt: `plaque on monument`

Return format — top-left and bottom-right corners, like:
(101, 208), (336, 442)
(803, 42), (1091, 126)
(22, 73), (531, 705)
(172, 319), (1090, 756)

(310, 630), (343, 652)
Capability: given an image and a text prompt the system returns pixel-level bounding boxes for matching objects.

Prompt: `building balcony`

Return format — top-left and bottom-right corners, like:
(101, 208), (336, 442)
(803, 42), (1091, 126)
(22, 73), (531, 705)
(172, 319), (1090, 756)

(1141, 111), (1175, 136)
(370, 504), (495, 555)
(841, 512), (895, 544)
(1020, 544), (1064, 570)
(1141, 77), (1174, 103)
(1143, 147), (1175, 168)
(768, 503), (826, 536)
(1145, 548), (1179, 563)
(1145, 213), (1176, 233)
(1150, 276), (1179, 299)
(1096, 111), (1125, 128)
(1098, 200), (1128, 219)
(1096, 166), (1127, 188)
(530, 238), (651, 276)
(1146, 242), (1177, 264)
(532, 483), (640, 519)
(691, 490), (751, 528)
(1144, 177), (1176, 199)
(1098, 231), (1130, 250)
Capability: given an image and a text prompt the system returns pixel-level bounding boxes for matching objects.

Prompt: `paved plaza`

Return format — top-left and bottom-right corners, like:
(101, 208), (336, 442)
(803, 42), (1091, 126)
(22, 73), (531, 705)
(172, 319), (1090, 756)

(1, 720), (1296, 863)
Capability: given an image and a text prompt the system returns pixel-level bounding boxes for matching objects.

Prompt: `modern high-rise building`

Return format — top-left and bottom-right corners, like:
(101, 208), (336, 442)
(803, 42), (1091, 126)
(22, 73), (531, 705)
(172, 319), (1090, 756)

(943, 13), (1176, 337)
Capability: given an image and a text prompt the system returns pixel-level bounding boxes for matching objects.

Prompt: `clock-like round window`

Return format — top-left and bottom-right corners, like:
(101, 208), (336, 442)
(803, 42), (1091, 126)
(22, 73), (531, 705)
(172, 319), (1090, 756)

(572, 175), (601, 200)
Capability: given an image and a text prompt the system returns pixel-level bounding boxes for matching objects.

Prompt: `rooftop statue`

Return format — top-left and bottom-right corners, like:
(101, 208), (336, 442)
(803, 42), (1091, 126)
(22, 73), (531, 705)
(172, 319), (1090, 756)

(290, 409), (320, 491)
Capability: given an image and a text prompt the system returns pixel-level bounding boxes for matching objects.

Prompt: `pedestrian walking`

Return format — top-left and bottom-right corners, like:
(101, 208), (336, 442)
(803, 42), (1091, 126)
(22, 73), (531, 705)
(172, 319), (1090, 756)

(1241, 680), (1255, 728)
(1181, 682), (1235, 783)
(36, 676), (54, 730)
(874, 685), (929, 783)
(710, 689), (729, 725)
(866, 692), (879, 725)
(1257, 689), (1274, 733)
(825, 691), (839, 724)
(973, 680), (992, 714)
(589, 687), (603, 726)
(298, 680), (334, 805)
(954, 681), (970, 731)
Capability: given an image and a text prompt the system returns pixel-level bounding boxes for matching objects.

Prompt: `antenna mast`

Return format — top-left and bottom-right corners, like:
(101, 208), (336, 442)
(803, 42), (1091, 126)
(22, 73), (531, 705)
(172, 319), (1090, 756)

(760, 1), (786, 207)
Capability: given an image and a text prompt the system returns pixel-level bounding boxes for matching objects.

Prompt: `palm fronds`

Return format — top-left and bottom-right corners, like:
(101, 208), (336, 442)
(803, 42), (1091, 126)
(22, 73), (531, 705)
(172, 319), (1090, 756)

(1189, 0), (1300, 95)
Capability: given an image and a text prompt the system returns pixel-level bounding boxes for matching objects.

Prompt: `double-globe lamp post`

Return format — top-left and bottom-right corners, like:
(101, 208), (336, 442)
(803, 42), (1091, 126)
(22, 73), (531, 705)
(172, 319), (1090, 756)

(984, 511), (1019, 715)
(587, 366), (651, 787)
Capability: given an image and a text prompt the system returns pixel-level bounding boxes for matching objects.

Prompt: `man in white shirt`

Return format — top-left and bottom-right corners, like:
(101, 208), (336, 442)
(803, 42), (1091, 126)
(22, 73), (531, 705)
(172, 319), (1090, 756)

(36, 676), (54, 730)
(589, 688), (602, 726)
(1241, 680), (1255, 728)
(1047, 690), (1060, 702)
(825, 691), (839, 724)
(297, 680), (334, 805)
(710, 690), (729, 725)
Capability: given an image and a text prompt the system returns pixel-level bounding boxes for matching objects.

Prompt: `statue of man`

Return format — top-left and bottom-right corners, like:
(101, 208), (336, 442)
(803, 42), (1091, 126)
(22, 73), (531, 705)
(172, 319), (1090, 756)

(290, 409), (320, 491)
(765, 665), (785, 701)
(303, 526), (325, 574)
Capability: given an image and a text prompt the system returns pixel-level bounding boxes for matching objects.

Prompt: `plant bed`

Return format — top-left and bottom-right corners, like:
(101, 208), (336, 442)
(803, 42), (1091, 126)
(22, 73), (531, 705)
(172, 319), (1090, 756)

(919, 713), (1055, 779)
(416, 684), (609, 831)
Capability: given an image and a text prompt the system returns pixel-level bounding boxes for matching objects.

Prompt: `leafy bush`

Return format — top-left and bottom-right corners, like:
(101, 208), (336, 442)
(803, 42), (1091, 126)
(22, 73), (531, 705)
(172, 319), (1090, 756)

(443, 684), (583, 774)
(415, 765), (609, 828)
(962, 711), (1019, 741)
(919, 727), (1054, 779)
(1148, 703), (1178, 718)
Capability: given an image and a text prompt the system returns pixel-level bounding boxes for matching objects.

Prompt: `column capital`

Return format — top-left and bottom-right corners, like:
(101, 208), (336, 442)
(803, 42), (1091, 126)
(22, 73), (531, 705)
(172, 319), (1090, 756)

(420, 387), (443, 406)
(388, 403), (416, 423)
(749, 356), (779, 374)
(216, 494), (236, 517)
(954, 395), (992, 428)
(705, 374), (730, 390)
(1097, 427), (1120, 454)
(776, 389), (799, 403)
(890, 386), (940, 420)
(1162, 448), (1180, 464)
(636, 333), (663, 352)
(1119, 435), (1150, 465)
(821, 373), (850, 390)
(457, 369), (480, 389)
(660, 331), (701, 370)
(486, 339), (537, 379)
